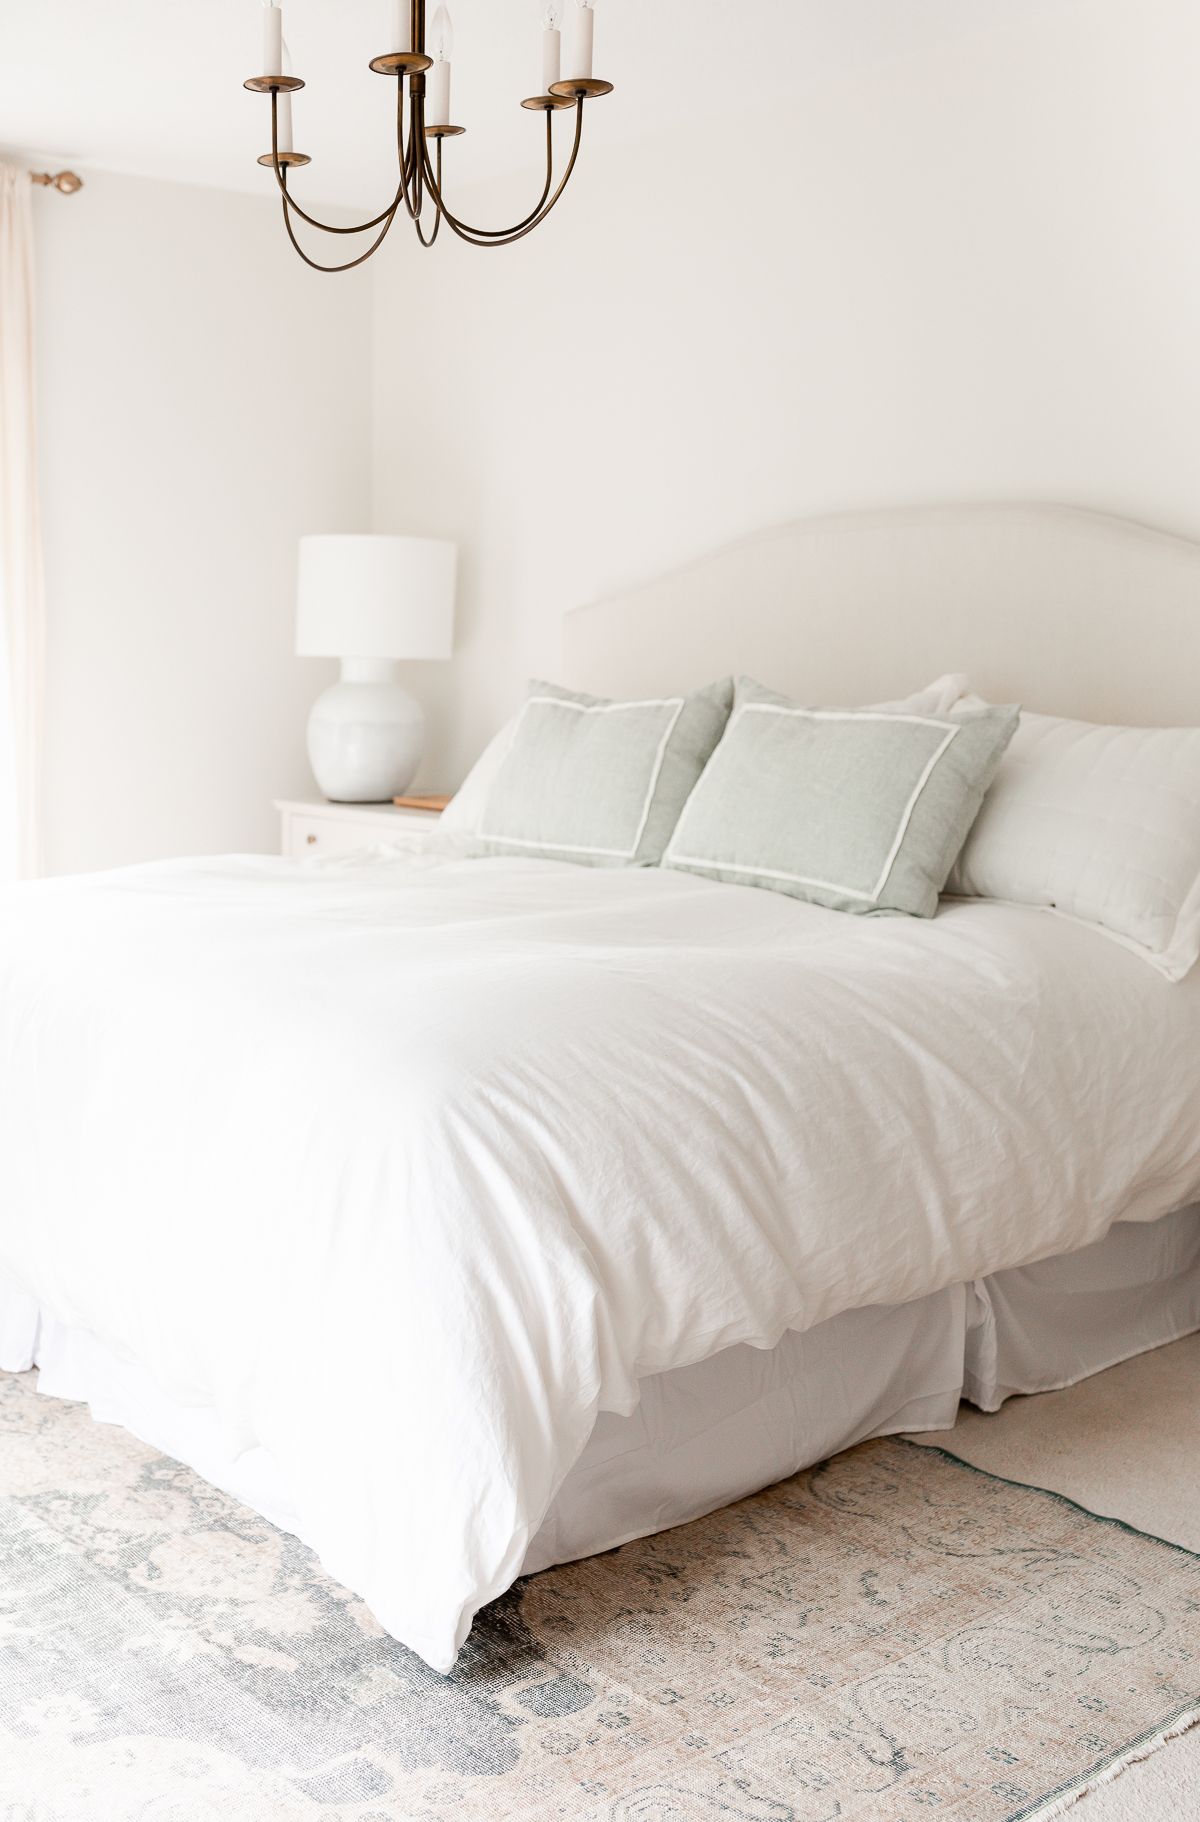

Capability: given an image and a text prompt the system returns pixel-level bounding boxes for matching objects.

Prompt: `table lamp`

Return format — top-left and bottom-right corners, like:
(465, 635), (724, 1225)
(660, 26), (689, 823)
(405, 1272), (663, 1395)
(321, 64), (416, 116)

(296, 534), (456, 802)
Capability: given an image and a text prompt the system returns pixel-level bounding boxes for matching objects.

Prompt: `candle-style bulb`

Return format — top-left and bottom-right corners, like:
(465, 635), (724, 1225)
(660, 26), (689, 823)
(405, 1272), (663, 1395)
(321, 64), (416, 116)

(277, 32), (294, 150)
(541, 0), (563, 91)
(427, 3), (454, 124)
(261, 1), (284, 78)
(390, 0), (412, 54)
(565, 0), (596, 80)
(431, 3), (454, 60)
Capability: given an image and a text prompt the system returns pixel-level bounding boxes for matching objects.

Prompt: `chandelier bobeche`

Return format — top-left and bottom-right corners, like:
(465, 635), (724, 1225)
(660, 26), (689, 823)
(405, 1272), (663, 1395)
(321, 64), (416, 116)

(245, 0), (613, 270)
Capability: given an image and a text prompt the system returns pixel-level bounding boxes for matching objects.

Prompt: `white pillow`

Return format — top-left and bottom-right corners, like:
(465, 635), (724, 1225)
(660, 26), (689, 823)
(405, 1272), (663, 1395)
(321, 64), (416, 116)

(438, 718), (519, 836)
(948, 706), (1200, 981)
(873, 673), (971, 717)
(441, 675), (971, 841)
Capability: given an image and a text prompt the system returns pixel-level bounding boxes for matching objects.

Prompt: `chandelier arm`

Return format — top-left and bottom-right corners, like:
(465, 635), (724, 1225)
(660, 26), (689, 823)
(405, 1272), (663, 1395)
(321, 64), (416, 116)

(395, 79), (425, 222)
(264, 87), (407, 236)
(501, 107), (559, 236)
(464, 108), (555, 239)
(413, 123), (425, 217)
(420, 101), (583, 249)
(414, 94), (555, 241)
(405, 84), (422, 183)
(279, 178), (402, 273)
(409, 83), (430, 217)
(413, 138), (445, 248)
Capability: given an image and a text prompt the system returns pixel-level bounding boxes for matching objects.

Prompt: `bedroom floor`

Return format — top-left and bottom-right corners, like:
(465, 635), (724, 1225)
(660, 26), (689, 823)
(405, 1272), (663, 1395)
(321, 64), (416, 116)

(913, 1329), (1200, 1818)
(1, 1331), (1198, 1818)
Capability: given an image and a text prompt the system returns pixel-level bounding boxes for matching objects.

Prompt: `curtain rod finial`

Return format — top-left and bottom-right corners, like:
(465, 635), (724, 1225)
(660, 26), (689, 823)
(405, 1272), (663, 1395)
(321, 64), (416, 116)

(31, 170), (83, 194)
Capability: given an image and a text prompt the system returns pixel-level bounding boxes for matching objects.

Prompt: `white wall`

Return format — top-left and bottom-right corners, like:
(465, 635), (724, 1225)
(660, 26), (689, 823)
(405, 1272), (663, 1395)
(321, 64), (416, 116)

(371, 0), (1200, 791)
(34, 170), (372, 873)
(29, 0), (1200, 849)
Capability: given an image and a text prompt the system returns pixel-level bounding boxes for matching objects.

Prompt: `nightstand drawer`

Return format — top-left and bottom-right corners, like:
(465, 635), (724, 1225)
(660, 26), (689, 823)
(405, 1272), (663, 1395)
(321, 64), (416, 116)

(277, 800), (442, 861)
(284, 813), (381, 861)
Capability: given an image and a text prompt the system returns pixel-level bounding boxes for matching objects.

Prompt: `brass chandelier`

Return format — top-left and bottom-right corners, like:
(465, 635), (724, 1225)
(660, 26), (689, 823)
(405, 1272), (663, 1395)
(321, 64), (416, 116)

(245, 0), (613, 271)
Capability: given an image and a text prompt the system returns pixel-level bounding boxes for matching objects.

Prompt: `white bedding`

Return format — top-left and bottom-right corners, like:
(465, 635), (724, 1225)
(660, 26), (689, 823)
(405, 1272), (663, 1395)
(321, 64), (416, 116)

(1, 839), (1198, 1671)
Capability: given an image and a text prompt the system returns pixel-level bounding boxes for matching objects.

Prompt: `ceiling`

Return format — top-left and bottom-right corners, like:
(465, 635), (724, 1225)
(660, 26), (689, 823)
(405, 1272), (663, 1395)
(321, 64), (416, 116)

(1, 0), (1059, 208)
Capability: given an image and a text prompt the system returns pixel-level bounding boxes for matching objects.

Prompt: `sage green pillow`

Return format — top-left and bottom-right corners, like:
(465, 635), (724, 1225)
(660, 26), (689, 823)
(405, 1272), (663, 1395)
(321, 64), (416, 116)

(474, 677), (734, 867)
(663, 677), (1019, 917)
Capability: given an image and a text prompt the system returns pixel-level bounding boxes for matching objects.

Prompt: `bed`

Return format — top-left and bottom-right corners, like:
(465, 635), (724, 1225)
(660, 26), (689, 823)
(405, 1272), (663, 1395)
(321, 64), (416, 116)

(2, 502), (1199, 1676)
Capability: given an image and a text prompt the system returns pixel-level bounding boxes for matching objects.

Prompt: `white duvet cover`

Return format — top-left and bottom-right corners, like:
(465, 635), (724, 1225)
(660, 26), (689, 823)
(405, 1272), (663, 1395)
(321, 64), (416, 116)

(1, 841), (1198, 1671)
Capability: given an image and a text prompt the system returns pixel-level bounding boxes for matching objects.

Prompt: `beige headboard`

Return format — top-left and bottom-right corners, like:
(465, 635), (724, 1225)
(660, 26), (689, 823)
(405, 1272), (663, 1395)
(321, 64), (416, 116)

(561, 504), (1200, 726)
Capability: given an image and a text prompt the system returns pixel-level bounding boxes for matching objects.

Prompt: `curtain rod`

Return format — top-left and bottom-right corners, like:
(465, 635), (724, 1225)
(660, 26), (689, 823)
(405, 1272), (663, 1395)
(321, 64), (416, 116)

(31, 171), (83, 194)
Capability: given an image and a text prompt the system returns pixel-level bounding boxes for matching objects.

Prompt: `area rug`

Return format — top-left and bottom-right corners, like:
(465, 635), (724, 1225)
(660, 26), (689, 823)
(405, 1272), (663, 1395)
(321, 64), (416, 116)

(2, 1371), (1199, 1822)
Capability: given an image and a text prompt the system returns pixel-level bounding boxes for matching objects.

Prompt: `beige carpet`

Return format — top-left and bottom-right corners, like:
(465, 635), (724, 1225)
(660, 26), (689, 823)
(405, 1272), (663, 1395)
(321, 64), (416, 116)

(912, 1329), (1200, 1819)
(4, 1362), (1200, 1821)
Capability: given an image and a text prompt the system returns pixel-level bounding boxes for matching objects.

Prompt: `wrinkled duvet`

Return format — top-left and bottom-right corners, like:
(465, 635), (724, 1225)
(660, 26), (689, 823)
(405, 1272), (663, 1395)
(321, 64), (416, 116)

(1, 840), (1198, 1670)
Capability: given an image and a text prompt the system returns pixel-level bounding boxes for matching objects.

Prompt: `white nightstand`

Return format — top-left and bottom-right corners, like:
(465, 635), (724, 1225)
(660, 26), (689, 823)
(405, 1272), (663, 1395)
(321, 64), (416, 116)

(276, 798), (443, 862)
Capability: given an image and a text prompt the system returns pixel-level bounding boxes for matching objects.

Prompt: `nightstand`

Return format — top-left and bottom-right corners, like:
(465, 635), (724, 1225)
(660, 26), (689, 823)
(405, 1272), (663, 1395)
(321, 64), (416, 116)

(276, 798), (443, 862)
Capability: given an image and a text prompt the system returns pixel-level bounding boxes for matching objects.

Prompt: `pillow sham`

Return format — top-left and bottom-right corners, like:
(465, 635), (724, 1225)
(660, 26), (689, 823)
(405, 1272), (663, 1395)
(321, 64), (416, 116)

(444, 674), (972, 839)
(663, 676), (1019, 918)
(472, 677), (734, 867)
(947, 706), (1200, 981)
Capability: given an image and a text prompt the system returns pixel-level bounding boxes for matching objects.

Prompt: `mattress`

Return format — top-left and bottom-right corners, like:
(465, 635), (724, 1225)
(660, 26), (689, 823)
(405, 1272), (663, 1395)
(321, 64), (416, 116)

(4, 1206), (1197, 1590)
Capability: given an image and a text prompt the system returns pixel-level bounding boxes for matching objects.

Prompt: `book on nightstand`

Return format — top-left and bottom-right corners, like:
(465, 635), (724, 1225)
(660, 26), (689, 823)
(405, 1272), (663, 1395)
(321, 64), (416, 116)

(392, 794), (452, 812)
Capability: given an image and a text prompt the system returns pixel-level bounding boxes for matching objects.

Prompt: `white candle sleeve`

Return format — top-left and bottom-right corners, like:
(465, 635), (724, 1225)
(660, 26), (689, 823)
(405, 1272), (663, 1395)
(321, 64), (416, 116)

(427, 59), (451, 126)
(391, 0), (412, 53)
(262, 5), (284, 76)
(542, 26), (561, 92)
(277, 91), (294, 154)
(567, 4), (594, 80)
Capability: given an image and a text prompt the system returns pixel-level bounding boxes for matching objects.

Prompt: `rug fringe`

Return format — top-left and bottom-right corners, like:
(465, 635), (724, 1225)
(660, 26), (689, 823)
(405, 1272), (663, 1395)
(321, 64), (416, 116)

(1020, 1701), (1200, 1820)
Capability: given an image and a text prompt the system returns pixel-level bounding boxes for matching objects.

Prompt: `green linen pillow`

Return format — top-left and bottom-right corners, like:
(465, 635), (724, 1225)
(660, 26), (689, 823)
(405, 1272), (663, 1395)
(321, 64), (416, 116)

(474, 676), (734, 867)
(662, 677), (1019, 917)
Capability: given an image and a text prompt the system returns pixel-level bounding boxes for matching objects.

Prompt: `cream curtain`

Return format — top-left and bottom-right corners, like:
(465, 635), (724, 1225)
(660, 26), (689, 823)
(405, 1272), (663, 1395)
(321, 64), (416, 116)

(0, 162), (45, 881)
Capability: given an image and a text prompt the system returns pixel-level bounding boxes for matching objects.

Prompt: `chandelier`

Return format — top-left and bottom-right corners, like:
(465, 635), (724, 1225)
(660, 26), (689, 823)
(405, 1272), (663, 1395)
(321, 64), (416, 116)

(245, 0), (613, 271)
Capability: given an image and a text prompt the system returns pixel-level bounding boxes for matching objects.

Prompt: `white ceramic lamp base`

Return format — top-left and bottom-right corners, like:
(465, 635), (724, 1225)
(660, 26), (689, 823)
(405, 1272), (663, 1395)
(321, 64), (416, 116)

(306, 659), (425, 803)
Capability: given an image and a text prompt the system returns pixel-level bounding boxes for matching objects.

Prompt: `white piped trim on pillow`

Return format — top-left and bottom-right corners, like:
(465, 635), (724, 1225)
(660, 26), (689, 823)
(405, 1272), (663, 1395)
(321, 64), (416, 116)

(444, 676), (974, 841)
(478, 695), (685, 860)
(665, 706), (962, 904)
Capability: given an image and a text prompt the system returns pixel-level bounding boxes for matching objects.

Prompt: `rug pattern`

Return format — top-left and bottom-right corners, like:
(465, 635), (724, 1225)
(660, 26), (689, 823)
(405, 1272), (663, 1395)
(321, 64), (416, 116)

(1, 1368), (1198, 1821)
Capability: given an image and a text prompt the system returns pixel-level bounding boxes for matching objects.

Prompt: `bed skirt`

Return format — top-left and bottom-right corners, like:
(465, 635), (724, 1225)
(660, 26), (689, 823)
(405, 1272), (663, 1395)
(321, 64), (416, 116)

(3, 1205), (1199, 1592)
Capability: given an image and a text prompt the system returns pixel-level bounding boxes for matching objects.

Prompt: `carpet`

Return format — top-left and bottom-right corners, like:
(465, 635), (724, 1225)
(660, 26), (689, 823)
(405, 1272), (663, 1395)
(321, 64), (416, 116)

(2, 1368), (1198, 1822)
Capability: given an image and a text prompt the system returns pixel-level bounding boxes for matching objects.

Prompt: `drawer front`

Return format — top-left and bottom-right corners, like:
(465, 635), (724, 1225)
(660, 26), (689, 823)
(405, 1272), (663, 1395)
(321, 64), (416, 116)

(281, 807), (438, 860)
(284, 814), (389, 861)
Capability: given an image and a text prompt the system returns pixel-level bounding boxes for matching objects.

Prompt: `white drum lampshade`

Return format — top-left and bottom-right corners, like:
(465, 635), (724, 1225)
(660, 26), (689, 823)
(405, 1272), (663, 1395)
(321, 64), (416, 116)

(296, 535), (456, 803)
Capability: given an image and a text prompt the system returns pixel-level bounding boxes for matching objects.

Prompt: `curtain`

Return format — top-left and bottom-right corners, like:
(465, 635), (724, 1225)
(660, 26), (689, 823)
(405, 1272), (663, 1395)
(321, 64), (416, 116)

(0, 162), (45, 881)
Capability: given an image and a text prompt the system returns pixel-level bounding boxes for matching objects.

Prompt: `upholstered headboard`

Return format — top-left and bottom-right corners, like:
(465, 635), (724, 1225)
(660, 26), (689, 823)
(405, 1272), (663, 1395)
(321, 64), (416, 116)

(561, 505), (1200, 726)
